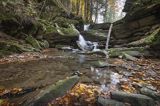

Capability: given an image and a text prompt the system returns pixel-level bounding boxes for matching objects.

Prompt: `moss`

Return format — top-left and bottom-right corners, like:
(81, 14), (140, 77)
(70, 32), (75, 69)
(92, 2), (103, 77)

(37, 19), (57, 33)
(86, 29), (107, 37)
(0, 40), (37, 57)
(55, 24), (79, 36)
(145, 28), (160, 44)
(151, 28), (160, 45)
(25, 35), (42, 50)
(53, 17), (79, 27)
(108, 47), (145, 57)
(39, 40), (49, 48)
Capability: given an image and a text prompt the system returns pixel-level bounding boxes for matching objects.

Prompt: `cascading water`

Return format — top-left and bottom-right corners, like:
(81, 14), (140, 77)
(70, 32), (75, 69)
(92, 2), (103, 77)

(77, 34), (87, 51)
(84, 24), (90, 31)
(77, 34), (99, 51)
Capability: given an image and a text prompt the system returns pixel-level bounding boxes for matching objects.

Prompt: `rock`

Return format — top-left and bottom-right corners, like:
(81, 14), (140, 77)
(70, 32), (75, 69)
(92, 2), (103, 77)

(77, 50), (107, 57)
(24, 75), (79, 106)
(0, 41), (36, 55)
(90, 61), (107, 67)
(111, 91), (155, 106)
(39, 40), (49, 48)
(98, 97), (125, 106)
(43, 29), (78, 47)
(55, 23), (79, 36)
(89, 23), (111, 30)
(140, 87), (160, 101)
(108, 47), (151, 57)
(81, 30), (107, 41)
(25, 35), (42, 50)
(123, 53), (137, 61)
(109, 3), (160, 48)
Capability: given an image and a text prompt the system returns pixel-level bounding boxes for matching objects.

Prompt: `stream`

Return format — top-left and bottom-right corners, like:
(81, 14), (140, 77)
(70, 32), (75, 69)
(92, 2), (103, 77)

(0, 48), (160, 105)
(0, 48), (159, 92)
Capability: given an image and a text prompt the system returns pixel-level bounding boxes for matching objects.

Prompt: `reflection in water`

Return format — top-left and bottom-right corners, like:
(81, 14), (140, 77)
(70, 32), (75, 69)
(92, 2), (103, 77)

(79, 55), (86, 64)
(110, 72), (120, 85)
(90, 66), (121, 92)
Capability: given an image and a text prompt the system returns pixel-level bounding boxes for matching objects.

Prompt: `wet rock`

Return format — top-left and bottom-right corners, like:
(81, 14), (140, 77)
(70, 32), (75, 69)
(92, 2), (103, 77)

(78, 50), (107, 57)
(109, 47), (150, 57)
(111, 91), (155, 106)
(140, 87), (160, 101)
(24, 75), (80, 106)
(90, 61), (108, 68)
(98, 97), (125, 106)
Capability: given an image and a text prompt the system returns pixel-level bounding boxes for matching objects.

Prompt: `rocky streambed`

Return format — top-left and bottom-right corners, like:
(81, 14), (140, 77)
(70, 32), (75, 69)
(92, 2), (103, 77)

(0, 48), (159, 106)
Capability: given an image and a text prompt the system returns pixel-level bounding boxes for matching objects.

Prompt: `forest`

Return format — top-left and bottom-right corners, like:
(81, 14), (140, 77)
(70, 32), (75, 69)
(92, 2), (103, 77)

(0, 0), (160, 106)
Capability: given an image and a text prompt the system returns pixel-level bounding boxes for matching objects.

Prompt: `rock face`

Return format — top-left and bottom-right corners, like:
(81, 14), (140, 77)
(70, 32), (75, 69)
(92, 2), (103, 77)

(113, 3), (160, 40)
(86, 0), (160, 56)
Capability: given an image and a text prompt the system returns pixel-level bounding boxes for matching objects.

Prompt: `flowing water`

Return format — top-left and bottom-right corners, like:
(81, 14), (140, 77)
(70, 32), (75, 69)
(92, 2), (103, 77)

(77, 34), (99, 51)
(84, 24), (90, 31)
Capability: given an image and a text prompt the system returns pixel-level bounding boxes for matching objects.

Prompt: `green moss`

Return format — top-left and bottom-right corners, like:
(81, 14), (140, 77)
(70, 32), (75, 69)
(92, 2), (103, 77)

(0, 40), (37, 57)
(145, 28), (160, 44)
(53, 17), (79, 27)
(39, 40), (49, 48)
(55, 24), (79, 36)
(37, 19), (57, 33)
(25, 35), (42, 50)
(87, 29), (106, 37)
(152, 28), (160, 45)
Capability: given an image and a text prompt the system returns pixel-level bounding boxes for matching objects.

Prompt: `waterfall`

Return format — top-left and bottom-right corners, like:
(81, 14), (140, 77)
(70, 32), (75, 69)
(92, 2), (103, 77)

(84, 24), (90, 31)
(78, 34), (87, 50)
(77, 34), (99, 51)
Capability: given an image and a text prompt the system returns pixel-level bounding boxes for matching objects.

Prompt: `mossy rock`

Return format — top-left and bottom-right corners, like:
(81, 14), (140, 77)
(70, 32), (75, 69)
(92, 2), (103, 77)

(0, 40), (36, 57)
(151, 28), (160, 45)
(25, 75), (80, 106)
(25, 35), (42, 50)
(86, 29), (107, 37)
(55, 24), (79, 36)
(53, 17), (79, 27)
(39, 40), (49, 48)
(108, 47), (147, 57)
